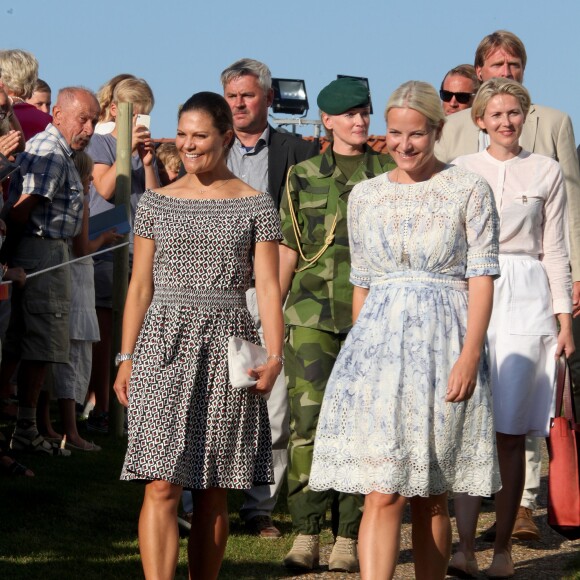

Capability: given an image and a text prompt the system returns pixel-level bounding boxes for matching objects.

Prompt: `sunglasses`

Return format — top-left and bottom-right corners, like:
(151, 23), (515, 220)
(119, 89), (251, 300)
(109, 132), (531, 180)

(439, 90), (474, 105)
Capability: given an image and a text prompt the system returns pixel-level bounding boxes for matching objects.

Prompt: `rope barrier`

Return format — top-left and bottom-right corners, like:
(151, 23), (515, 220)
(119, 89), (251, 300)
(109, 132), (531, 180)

(0, 241), (130, 286)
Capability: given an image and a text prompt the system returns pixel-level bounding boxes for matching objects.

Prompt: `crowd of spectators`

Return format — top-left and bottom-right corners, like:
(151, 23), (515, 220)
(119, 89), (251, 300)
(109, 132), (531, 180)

(1, 29), (579, 579)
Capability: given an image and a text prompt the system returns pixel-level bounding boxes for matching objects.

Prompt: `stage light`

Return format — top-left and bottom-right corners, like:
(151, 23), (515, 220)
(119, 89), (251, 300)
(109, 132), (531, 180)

(272, 78), (309, 116)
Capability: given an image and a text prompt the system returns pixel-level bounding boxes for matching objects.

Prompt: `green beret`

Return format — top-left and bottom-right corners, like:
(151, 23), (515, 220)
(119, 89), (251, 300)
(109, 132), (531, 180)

(317, 78), (370, 115)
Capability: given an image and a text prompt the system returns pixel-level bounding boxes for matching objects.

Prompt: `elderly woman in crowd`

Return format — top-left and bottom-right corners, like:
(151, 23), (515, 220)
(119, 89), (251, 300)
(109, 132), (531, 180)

(0, 49), (49, 143)
(452, 78), (574, 579)
(309, 81), (501, 579)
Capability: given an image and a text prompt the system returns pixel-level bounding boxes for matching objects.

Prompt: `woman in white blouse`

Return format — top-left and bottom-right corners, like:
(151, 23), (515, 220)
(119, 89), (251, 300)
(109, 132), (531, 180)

(451, 78), (575, 578)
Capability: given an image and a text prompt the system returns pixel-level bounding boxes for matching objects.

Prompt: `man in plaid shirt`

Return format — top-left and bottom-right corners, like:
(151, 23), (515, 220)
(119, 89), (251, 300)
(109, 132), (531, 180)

(4, 86), (100, 456)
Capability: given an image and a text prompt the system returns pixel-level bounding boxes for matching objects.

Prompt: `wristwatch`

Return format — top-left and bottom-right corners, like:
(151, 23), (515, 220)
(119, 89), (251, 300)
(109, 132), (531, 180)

(115, 352), (133, 366)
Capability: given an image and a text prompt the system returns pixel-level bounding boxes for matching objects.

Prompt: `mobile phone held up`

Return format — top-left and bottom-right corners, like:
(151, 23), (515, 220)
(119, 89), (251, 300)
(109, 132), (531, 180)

(135, 114), (151, 130)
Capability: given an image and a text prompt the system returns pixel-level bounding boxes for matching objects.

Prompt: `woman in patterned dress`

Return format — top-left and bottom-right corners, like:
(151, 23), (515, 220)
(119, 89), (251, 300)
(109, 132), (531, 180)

(452, 79), (574, 579)
(113, 92), (284, 580)
(309, 81), (501, 579)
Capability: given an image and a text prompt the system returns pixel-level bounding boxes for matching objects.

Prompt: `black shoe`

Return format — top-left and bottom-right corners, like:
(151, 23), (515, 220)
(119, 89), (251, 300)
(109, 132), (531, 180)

(86, 411), (109, 434)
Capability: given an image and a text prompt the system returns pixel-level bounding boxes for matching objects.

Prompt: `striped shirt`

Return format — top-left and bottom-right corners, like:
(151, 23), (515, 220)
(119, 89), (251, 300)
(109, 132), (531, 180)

(19, 123), (84, 239)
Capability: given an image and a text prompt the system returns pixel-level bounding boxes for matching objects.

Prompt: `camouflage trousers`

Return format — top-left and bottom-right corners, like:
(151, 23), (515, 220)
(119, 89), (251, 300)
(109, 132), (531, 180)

(285, 325), (363, 539)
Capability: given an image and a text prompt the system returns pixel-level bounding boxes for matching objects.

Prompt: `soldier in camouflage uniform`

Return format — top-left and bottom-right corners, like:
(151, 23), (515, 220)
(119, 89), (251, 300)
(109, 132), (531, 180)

(279, 78), (395, 572)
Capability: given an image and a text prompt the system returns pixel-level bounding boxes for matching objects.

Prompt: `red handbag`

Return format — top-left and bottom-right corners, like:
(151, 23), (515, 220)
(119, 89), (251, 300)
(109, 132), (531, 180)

(546, 356), (580, 540)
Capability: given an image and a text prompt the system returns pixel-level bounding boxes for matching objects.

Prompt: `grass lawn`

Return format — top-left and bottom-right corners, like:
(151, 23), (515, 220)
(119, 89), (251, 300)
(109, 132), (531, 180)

(2, 419), (580, 579)
(0, 424), (319, 580)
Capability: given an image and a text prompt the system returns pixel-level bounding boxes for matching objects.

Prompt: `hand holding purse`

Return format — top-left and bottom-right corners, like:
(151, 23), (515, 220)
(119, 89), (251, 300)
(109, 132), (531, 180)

(227, 336), (267, 389)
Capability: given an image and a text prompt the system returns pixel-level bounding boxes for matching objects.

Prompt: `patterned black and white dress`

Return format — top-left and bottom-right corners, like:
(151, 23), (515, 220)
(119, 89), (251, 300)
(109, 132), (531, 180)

(120, 189), (281, 489)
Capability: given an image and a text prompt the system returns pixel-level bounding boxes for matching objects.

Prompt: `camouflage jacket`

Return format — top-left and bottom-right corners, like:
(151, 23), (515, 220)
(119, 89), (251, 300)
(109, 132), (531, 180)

(280, 145), (394, 333)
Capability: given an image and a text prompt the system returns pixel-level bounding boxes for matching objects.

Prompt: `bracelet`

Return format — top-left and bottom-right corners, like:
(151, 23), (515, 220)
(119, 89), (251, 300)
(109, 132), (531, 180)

(266, 354), (285, 366)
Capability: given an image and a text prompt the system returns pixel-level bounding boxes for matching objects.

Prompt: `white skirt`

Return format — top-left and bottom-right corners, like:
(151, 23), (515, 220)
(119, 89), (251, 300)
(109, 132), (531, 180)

(487, 254), (558, 437)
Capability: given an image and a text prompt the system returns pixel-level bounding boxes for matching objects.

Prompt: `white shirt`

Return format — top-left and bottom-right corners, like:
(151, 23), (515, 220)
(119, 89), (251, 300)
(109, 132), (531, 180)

(453, 149), (572, 314)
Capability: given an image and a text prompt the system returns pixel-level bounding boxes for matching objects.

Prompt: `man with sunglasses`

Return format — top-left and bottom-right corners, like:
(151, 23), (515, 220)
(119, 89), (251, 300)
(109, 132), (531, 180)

(439, 64), (479, 115)
(436, 29), (580, 546)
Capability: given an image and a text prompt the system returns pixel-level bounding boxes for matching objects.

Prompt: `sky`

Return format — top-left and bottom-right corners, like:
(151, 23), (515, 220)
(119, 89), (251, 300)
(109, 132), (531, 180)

(2, 0), (579, 143)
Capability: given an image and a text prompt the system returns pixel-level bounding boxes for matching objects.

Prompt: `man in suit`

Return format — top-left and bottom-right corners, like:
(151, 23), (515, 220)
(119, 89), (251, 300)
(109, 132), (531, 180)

(436, 29), (580, 543)
(221, 58), (318, 538)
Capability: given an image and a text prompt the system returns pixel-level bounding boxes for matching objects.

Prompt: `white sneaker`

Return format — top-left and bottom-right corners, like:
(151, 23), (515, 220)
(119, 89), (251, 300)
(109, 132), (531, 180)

(283, 534), (319, 569)
(329, 536), (358, 572)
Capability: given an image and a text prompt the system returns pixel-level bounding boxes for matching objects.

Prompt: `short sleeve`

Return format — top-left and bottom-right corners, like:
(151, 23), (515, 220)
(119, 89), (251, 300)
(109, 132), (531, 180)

(279, 167), (301, 251)
(133, 190), (156, 239)
(253, 193), (282, 243)
(465, 176), (500, 278)
(86, 133), (116, 166)
(348, 184), (370, 288)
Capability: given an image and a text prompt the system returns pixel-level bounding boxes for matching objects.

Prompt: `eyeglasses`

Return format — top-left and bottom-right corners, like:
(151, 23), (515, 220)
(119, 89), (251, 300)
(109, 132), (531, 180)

(439, 90), (474, 105)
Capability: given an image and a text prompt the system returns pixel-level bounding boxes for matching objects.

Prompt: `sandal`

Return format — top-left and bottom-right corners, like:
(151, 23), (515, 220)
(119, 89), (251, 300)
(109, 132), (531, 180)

(0, 453), (34, 476)
(10, 433), (71, 457)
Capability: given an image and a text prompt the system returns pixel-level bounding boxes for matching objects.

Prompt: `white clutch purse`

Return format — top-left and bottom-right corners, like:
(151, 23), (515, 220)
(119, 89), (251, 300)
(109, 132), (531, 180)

(227, 336), (267, 389)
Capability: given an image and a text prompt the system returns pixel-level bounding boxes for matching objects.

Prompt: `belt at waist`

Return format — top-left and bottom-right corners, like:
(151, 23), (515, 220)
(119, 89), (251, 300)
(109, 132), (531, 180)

(371, 270), (468, 290)
(151, 286), (247, 308)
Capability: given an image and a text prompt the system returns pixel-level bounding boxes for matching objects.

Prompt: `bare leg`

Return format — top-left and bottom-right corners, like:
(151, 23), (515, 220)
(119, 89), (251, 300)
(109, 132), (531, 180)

(452, 493), (482, 561)
(138, 479), (182, 580)
(37, 390), (62, 439)
(87, 307), (111, 415)
(188, 488), (229, 580)
(359, 491), (407, 580)
(488, 432), (525, 577)
(57, 398), (95, 448)
(409, 493), (451, 580)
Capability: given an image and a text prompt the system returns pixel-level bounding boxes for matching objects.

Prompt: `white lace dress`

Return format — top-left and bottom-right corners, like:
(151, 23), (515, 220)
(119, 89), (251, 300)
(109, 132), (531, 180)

(309, 165), (502, 497)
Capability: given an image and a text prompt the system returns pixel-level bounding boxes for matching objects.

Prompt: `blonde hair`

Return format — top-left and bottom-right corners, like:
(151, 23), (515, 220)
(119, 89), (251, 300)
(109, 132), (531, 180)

(96, 73), (136, 122)
(471, 78), (531, 124)
(112, 78), (154, 115)
(156, 143), (181, 172)
(0, 49), (38, 100)
(386, 81), (446, 132)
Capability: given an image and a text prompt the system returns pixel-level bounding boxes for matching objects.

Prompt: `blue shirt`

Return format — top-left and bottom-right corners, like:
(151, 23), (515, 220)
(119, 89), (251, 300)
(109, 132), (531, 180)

(227, 126), (269, 194)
